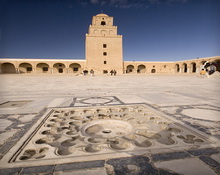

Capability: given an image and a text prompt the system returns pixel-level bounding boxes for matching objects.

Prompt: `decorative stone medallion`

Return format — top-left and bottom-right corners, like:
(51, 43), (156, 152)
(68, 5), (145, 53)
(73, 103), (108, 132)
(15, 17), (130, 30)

(6, 104), (212, 166)
(70, 96), (123, 107)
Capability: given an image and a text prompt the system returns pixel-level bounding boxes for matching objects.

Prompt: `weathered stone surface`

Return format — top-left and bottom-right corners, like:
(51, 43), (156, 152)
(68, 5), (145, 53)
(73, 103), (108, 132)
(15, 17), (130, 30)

(0, 130), (17, 146)
(54, 168), (107, 175)
(154, 158), (217, 175)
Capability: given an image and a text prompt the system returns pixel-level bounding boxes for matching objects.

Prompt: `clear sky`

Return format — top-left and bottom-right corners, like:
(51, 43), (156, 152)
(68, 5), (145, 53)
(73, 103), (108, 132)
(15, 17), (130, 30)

(0, 0), (219, 61)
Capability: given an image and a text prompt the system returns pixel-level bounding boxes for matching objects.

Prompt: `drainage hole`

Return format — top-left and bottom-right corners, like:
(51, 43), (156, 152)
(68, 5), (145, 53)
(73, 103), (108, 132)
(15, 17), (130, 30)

(102, 130), (111, 134)
(19, 156), (30, 160)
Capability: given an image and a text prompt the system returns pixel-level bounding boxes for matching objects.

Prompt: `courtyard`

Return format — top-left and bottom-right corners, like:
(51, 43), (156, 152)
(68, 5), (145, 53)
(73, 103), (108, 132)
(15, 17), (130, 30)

(0, 74), (219, 175)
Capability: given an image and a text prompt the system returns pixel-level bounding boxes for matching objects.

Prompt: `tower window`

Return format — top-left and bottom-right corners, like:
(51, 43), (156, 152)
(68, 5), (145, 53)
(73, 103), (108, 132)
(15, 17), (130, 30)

(101, 21), (106, 25)
(104, 61), (107, 64)
(103, 52), (107, 56)
(103, 44), (107, 48)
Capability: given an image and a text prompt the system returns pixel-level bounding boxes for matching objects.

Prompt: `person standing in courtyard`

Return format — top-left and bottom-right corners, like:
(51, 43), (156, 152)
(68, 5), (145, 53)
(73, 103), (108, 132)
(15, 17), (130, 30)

(200, 69), (206, 78)
(110, 70), (114, 76)
(90, 69), (94, 76)
(113, 70), (117, 76)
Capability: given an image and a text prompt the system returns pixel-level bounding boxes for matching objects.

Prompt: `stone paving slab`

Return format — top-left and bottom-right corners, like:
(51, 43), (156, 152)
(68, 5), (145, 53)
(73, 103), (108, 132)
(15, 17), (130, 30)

(54, 167), (107, 175)
(0, 74), (219, 174)
(154, 157), (217, 175)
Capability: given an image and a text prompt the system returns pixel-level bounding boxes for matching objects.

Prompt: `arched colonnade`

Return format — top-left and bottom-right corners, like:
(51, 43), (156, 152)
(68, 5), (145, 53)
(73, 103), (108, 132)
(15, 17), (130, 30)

(1, 57), (220, 74)
(0, 62), (83, 74)
(124, 60), (220, 74)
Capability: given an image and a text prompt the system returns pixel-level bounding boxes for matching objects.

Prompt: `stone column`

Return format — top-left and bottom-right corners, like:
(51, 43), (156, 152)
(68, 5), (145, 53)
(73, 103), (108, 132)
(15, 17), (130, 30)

(32, 67), (36, 74)
(196, 66), (200, 73)
(16, 68), (20, 74)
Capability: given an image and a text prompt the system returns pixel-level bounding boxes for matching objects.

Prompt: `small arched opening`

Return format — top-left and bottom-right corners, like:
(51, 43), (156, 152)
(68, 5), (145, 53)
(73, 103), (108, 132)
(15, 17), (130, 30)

(151, 69), (156, 73)
(93, 29), (98, 35)
(101, 21), (106, 25)
(53, 63), (65, 74)
(109, 30), (114, 35)
(101, 30), (107, 36)
(213, 59), (220, 72)
(19, 63), (33, 73)
(126, 65), (134, 73)
(182, 63), (187, 73)
(191, 62), (196, 73)
(1, 63), (16, 73)
(137, 65), (146, 73)
(69, 63), (81, 74)
(200, 61), (206, 69)
(175, 64), (180, 73)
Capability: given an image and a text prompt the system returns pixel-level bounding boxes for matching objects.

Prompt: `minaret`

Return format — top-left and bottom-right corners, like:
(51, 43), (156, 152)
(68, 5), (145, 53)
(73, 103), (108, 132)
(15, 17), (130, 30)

(85, 13), (123, 74)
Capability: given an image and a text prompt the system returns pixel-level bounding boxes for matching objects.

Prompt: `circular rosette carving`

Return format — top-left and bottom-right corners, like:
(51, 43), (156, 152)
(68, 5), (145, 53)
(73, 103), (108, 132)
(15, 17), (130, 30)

(18, 147), (49, 161)
(81, 120), (133, 139)
(108, 138), (130, 150)
(84, 144), (103, 153)
(133, 135), (152, 147)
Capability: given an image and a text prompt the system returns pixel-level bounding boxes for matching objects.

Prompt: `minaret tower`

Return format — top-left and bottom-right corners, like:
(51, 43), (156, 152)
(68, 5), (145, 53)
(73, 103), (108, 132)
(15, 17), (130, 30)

(85, 13), (123, 74)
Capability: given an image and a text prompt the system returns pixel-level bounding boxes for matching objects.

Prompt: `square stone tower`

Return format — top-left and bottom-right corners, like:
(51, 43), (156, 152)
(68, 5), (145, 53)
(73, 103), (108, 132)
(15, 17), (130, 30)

(85, 13), (123, 74)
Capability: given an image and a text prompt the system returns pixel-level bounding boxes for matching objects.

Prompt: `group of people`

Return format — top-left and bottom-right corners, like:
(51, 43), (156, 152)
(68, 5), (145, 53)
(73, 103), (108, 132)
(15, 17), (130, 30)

(200, 61), (217, 78)
(82, 69), (94, 76)
(110, 70), (117, 76)
(82, 69), (117, 76)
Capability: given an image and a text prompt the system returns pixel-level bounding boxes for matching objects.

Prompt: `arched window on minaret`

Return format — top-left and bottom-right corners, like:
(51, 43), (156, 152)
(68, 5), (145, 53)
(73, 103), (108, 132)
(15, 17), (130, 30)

(101, 21), (106, 25)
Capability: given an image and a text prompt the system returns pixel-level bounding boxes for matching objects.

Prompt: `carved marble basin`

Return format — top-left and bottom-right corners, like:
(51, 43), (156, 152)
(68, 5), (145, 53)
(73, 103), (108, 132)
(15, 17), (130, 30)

(81, 119), (133, 138)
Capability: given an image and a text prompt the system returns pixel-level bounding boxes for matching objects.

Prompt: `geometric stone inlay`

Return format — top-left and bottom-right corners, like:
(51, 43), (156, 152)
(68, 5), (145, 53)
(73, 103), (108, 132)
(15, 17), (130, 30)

(8, 105), (211, 165)
(0, 119), (13, 131)
(0, 101), (32, 108)
(181, 109), (220, 122)
(71, 96), (123, 107)
(81, 97), (113, 104)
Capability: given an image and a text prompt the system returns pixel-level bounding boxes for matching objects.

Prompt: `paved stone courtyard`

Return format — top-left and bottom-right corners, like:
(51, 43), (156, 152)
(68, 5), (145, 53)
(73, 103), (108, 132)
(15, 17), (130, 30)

(0, 74), (220, 175)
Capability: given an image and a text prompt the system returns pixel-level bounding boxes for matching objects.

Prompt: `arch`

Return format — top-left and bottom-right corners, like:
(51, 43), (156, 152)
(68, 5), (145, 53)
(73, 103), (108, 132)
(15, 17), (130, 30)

(213, 59), (220, 72)
(36, 63), (49, 73)
(200, 61), (206, 69)
(182, 63), (187, 73)
(126, 65), (134, 73)
(137, 65), (146, 73)
(160, 65), (170, 73)
(151, 69), (156, 73)
(109, 30), (114, 35)
(175, 64), (180, 73)
(19, 63), (33, 73)
(53, 63), (66, 74)
(200, 61), (206, 65)
(1, 63), (16, 73)
(190, 62), (196, 73)
(101, 21), (106, 25)
(101, 30), (107, 36)
(69, 63), (82, 74)
(93, 29), (98, 35)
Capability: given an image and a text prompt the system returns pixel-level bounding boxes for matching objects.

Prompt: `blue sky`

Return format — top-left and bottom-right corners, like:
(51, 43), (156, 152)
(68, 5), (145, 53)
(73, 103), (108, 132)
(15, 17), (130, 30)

(0, 0), (219, 61)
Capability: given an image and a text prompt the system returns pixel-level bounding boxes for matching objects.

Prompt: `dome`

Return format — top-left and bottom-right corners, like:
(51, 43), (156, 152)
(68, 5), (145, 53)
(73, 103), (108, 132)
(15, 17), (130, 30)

(96, 13), (109, 17)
